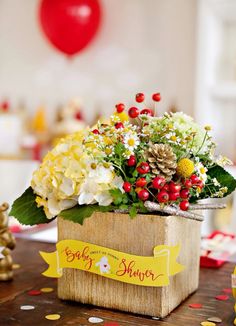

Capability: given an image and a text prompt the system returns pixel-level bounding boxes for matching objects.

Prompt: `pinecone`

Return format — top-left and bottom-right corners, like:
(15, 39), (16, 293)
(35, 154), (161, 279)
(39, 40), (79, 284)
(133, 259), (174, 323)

(146, 143), (177, 180)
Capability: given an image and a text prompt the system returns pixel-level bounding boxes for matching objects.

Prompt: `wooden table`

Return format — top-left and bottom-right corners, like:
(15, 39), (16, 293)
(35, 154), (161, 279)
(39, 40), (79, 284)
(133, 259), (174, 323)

(0, 239), (235, 325)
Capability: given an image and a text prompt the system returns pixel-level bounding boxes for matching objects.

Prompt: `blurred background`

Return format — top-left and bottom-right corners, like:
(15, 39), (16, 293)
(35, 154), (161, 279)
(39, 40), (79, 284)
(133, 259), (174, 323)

(0, 0), (236, 238)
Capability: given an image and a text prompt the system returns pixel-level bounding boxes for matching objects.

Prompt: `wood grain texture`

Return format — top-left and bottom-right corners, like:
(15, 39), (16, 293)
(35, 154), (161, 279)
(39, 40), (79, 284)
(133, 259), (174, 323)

(58, 212), (201, 317)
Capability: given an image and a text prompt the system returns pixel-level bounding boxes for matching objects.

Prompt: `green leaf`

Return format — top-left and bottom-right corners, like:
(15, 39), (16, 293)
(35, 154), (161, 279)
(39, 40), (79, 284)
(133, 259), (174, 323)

(9, 187), (51, 225)
(114, 142), (125, 156)
(119, 204), (129, 210)
(60, 204), (113, 225)
(109, 188), (123, 205)
(129, 206), (137, 219)
(207, 165), (236, 197)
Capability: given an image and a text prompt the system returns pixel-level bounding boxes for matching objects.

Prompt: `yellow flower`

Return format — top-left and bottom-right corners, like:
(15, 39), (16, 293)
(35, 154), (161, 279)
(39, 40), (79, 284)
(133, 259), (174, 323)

(113, 111), (129, 122)
(204, 125), (212, 131)
(176, 158), (195, 178)
(104, 137), (113, 145)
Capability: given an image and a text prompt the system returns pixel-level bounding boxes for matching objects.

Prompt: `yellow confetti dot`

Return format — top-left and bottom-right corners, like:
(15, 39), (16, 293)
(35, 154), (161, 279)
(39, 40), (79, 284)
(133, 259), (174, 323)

(234, 303), (236, 312)
(234, 317), (236, 325)
(45, 314), (61, 321)
(40, 287), (54, 293)
(12, 263), (21, 269)
(201, 322), (216, 326)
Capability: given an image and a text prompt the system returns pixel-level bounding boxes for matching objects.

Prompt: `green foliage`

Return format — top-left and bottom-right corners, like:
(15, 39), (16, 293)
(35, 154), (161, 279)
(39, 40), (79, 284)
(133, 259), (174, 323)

(109, 189), (129, 205)
(9, 187), (115, 226)
(129, 206), (137, 218)
(60, 204), (114, 225)
(114, 142), (125, 156)
(207, 165), (236, 197)
(9, 187), (52, 225)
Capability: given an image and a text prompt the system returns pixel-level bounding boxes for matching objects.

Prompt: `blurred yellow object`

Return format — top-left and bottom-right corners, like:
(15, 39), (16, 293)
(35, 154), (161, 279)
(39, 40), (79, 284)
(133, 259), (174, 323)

(51, 137), (62, 147)
(233, 266), (236, 300)
(32, 106), (47, 133)
(113, 111), (129, 122)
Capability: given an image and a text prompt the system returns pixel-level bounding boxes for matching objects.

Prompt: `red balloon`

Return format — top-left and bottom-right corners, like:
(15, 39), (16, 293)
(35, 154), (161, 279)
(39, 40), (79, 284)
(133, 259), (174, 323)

(39, 0), (101, 56)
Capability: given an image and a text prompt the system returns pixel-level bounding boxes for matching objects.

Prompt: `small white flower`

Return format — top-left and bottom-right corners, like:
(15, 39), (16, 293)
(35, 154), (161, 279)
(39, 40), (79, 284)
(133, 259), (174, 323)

(216, 155), (233, 167)
(212, 178), (220, 187)
(124, 132), (140, 153)
(195, 162), (208, 183)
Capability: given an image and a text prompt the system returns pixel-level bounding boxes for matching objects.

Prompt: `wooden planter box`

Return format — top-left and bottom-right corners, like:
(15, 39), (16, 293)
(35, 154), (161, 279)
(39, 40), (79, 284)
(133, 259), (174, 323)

(57, 212), (201, 317)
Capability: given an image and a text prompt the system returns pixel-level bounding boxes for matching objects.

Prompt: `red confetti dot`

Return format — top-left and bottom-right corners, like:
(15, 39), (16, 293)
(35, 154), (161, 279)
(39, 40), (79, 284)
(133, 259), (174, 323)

(222, 288), (232, 294)
(215, 294), (229, 301)
(28, 290), (41, 296)
(9, 225), (21, 233)
(189, 303), (203, 309)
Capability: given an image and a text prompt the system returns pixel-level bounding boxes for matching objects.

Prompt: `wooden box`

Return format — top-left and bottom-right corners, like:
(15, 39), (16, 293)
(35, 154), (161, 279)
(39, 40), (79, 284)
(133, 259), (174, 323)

(57, 212), (201, 317)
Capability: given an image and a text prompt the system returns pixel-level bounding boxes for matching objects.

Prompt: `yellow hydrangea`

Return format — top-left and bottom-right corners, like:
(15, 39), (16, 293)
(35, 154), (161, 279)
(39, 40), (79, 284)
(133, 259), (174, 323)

(31, 129), (124, 219)
(31, 131), (89, 218)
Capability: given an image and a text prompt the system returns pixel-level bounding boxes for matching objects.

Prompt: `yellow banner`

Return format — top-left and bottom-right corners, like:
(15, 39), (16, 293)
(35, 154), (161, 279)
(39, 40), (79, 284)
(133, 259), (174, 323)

(40, 240), (184, 287)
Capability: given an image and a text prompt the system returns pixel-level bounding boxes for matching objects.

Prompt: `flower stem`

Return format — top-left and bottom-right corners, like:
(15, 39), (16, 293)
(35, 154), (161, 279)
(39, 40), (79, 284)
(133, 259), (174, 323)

(195, 131), (208, 155)
(112, 163), (127, 179)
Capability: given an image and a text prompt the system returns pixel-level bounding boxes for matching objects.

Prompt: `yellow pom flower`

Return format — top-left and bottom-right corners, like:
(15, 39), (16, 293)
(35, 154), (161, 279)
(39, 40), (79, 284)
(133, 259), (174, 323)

(176, 158), (195, 178)
(204, 125), (212, 131)
(113, 111), (129, 122)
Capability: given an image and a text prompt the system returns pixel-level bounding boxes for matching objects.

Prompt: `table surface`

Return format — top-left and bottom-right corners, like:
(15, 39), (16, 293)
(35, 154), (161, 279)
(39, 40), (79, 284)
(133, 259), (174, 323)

(0, 239), (235, 326)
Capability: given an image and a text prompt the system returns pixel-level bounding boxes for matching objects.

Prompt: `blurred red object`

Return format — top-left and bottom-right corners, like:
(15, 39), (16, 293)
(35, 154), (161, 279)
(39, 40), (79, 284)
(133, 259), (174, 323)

(1, 100), (9, 112)
(200, 230), (235, 268)
(39, 0), (101, 56)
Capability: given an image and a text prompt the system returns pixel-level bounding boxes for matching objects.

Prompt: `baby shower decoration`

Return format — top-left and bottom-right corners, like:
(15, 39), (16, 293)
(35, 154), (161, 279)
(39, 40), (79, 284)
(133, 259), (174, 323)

(11, 92), (236, 317)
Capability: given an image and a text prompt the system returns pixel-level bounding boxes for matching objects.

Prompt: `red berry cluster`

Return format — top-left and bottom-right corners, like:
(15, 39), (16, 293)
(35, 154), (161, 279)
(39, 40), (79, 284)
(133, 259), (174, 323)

(123, 155), (204, 211)
(115, 92), (161, 119)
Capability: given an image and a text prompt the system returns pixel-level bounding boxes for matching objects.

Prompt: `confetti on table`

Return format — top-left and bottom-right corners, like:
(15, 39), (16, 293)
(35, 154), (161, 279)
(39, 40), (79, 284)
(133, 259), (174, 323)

(88, 317), (104, 324)
(189, 303), (203, 309)
(215, 294), (229, 301)
(20, 305), (35, 310)
(152, 316), (160, 320)
(234, 317), (236, 325)
(12, 263), (21, 270)
(45, 314), (61, 320)
(201, 322), (216, 326)
(207, 317), (222, 323)
(222, 288), (232, 294)
(27, 290), (41, 296)
(40, 287), (54, 293)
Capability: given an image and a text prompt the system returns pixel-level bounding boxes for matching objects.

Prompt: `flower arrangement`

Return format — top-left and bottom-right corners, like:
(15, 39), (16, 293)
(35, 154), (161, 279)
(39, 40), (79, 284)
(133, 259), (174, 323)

(11, 92), (236, 225)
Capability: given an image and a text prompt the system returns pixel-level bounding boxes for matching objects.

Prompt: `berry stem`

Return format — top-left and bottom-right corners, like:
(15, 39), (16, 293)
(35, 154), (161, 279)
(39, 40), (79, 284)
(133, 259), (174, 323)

(146, 187), (157, 201)
(153, 101), (157, 117)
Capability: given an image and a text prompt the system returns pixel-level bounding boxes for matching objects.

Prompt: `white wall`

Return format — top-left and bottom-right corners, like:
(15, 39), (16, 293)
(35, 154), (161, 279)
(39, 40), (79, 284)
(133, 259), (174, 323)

(0, 0), (197, 123)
